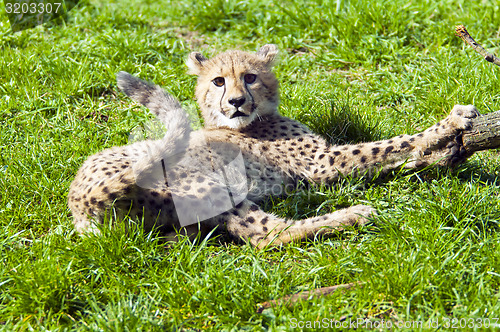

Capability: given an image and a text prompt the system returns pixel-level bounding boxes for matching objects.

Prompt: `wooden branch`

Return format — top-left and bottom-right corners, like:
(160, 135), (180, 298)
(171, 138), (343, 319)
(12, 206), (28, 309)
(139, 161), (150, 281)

(256, 282), (362, 313)
(455, 25), (500, 67)
(463, 110), (500, 152)
(453, 26), (500, 151)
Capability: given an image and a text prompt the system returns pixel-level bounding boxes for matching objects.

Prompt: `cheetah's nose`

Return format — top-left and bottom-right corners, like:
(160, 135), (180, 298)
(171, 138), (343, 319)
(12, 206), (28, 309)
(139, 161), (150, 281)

(229, 97), (246, 108)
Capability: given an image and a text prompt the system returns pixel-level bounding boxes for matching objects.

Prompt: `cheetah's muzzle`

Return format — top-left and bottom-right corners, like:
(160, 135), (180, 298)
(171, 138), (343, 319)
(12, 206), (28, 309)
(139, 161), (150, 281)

(230, 110), (248, 119)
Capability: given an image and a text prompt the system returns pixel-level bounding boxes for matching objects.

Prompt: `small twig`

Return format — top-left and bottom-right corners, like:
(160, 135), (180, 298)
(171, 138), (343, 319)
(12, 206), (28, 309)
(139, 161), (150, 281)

(455, 25), (500, 67)
(256, 282), (362, 313)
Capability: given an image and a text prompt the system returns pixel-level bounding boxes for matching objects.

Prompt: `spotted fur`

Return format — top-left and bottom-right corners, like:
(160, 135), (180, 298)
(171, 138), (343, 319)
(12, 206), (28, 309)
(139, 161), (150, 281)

(68, 45), (479, 248)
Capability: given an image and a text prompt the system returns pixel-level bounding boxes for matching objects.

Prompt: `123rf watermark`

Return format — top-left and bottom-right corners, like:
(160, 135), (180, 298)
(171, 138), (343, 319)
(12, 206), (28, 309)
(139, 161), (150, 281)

(290, 317), (500, 329)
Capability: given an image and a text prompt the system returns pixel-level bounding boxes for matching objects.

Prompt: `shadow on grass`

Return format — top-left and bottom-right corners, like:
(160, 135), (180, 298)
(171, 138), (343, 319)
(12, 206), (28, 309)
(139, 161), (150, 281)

(293, 95), (382, 145)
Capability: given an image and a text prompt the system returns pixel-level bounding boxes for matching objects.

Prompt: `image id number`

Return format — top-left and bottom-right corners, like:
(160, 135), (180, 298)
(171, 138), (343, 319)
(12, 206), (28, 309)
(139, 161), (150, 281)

(5, 2), (62, 14)
(443, 317), (499, 329)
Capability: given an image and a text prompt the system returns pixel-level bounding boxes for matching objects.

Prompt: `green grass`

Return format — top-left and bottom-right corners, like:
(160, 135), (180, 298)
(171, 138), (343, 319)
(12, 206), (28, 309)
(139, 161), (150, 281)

(1, 0), (500, 330)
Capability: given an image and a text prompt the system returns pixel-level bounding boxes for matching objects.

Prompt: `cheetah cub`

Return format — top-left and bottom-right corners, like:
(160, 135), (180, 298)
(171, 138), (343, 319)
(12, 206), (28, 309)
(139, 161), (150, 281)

(68, 44), (480, 248)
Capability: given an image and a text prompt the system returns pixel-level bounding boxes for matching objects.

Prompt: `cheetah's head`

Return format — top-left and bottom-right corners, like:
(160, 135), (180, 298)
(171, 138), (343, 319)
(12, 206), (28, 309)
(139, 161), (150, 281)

(187, 44), (280, 130)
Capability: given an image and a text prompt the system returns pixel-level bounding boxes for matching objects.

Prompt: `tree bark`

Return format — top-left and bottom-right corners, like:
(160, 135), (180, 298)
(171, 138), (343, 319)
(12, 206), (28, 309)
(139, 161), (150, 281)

(463, 110), (500, 152)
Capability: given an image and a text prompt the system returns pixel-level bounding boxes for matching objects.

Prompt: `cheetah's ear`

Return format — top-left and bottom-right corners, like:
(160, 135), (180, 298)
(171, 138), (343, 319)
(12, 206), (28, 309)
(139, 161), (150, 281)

(256, 44), (279, 67)
(186, 52), (208, 75)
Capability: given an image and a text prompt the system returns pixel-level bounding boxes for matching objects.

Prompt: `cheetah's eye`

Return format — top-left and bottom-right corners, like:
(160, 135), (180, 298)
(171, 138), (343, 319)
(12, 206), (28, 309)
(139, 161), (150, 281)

(244, 74), (257, 84)
(212, 77), (225, 87)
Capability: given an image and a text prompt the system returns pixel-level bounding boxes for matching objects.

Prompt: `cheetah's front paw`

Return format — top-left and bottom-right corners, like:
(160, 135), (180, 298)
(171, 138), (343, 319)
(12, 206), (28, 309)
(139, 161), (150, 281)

(416, 105), (481, 167)
(418, 105), (480, 155)
(446, 104), (480, 132)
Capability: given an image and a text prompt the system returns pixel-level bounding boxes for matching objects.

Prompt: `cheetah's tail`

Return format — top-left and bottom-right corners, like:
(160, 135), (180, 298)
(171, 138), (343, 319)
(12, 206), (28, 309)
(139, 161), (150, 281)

(116, 71), (191, 178)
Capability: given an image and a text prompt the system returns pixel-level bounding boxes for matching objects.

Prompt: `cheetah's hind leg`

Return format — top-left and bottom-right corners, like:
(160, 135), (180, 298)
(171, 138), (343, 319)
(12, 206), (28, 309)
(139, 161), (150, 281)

(224, 200), (376, 249)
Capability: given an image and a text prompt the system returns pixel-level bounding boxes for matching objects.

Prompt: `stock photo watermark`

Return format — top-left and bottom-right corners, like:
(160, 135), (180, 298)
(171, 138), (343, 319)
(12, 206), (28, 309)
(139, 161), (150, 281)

(128, 110), (251, 227)
(127, 109), (318, 227)
(3, 0), (79, 32)
(289, 317), (500, 329)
